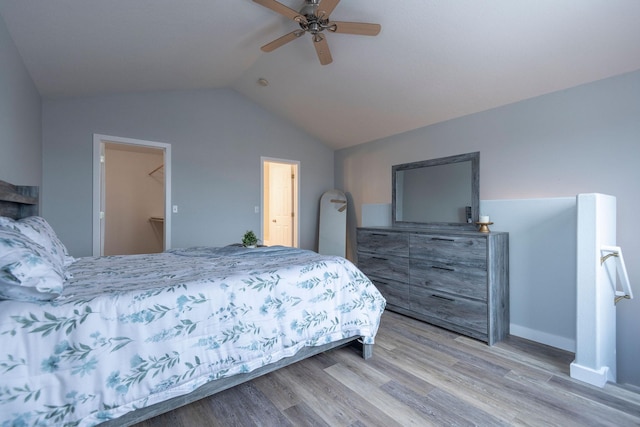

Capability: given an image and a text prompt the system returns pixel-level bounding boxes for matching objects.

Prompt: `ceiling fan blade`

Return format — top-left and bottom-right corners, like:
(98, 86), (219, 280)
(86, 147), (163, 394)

(330, 21), (381, 36)
(261, 30), (305, 52)
(313, 34), (333, 65)
(316, 0), (340, 18)
(253, 0), (307, 24)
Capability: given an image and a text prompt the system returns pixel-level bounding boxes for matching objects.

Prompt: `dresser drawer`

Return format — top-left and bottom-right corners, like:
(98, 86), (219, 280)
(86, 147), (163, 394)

(409, 288), (488, 336)
(357, 252), (408, 282)
(410, 234), (486, 267)
(410, 259), (487, 302)
(369, 277), (409, 309)
(357, 229), (409, 257)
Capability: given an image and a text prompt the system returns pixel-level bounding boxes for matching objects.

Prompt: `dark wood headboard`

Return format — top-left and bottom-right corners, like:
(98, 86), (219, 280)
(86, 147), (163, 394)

(0, 180), (39, 219)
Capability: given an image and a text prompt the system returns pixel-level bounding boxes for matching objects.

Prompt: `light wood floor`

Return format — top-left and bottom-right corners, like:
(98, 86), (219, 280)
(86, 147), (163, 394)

(133, 311), (640, 426)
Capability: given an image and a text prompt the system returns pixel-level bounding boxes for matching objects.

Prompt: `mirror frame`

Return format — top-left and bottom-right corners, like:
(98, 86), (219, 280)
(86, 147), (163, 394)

(392, 152), (480, 230)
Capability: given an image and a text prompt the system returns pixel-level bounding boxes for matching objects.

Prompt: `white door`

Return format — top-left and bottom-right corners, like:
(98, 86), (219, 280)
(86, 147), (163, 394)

(269, 162), (293, 246)
(262, 159), (299, 247)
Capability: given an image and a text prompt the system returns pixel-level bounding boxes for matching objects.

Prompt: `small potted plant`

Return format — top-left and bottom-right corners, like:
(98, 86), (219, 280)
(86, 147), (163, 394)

(242, 230), (259, 248)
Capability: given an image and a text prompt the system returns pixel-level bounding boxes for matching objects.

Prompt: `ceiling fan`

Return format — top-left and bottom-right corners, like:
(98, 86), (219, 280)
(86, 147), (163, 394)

(253, 0), (381, 65)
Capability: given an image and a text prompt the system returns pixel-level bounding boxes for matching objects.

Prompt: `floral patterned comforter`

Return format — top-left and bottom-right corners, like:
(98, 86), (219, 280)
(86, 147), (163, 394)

(0, 246), (386, 426)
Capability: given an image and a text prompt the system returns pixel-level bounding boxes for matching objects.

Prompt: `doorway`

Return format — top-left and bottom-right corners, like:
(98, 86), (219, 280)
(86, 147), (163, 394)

(262, 158), (299, 247)
(92, 134), (172, 256)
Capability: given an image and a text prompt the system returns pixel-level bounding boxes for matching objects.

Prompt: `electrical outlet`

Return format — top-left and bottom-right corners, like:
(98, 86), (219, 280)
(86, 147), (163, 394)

(254, 206), (260, 213)
(172, 205), (178, 214)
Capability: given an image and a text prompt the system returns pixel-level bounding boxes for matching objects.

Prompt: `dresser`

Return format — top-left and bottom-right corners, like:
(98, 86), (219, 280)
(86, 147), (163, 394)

(357, 227), (509, 345)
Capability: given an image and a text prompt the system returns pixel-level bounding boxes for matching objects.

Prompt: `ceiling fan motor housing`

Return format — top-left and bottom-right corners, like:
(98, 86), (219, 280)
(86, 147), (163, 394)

(299, 0), (331, 35)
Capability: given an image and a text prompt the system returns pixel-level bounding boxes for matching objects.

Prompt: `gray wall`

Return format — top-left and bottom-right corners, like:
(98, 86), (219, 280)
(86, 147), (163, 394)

(0, 14), (41, 186)
(480, 197), (577, 351)
(42, 89), (334, 255)
(335, 70), (640, 386)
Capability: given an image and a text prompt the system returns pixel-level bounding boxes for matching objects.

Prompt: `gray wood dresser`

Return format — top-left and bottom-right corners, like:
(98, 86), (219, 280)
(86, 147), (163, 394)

(357, 227), (509, 345)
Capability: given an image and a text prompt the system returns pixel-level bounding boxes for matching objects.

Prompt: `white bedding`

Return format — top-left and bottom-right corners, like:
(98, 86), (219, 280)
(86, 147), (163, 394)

(0, 246), (385, 426)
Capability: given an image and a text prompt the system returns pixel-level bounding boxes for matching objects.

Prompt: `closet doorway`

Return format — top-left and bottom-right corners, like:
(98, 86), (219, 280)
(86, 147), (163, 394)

(262, 158), (299, 247)
(92, 134), (172, 256)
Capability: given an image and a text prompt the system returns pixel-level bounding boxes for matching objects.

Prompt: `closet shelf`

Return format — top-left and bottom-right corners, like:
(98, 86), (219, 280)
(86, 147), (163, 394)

(149, 217), (164, 223)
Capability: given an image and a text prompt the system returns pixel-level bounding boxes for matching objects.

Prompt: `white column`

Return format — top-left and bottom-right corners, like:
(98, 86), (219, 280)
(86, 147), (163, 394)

(570, 193), (617, 387)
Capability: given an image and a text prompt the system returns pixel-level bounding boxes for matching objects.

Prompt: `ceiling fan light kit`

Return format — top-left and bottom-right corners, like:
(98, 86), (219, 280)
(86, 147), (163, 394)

(253, 0), (381, 65)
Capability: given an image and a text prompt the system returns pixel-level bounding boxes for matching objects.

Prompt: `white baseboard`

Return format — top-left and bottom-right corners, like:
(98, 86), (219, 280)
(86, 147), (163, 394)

(570, 362), (612, 388)
(510, 323), (576, 353)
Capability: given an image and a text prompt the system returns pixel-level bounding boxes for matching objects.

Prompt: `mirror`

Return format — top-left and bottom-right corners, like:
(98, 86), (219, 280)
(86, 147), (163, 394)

(392, 152), (479, 229)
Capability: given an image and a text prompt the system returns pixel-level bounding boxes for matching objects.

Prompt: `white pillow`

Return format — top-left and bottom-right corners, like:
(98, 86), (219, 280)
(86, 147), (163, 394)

(0, 216), (74, 267)
(0, 227), (65, 301)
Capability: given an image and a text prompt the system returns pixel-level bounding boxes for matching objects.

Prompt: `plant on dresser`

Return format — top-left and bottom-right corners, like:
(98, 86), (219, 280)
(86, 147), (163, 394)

(357, 227), (509, 345)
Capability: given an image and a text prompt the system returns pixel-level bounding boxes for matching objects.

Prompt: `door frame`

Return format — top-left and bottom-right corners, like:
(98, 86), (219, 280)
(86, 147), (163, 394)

(92, 134), (172, 256)
(261, 157), (299, 248)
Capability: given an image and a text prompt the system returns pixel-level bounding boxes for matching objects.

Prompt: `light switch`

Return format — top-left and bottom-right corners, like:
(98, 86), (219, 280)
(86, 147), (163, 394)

(172, 205), (178, 213)
(254, 206), (260, 213)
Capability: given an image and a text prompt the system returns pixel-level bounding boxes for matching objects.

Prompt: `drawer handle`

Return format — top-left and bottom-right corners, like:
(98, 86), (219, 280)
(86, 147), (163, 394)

(371, 233), (389, 236)
(431, 294), (455, 302)
(432, 238), (455, 242)
(431, 266), (455, 272)
(372, 256), (388, 261)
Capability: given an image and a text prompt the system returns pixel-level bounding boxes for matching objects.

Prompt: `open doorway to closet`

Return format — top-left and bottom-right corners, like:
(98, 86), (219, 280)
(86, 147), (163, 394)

(92, 134), (172, 256)
(262, 158), (299, 247)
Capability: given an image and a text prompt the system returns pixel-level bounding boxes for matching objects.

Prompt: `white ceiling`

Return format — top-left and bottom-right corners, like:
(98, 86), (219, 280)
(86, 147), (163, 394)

(1, 0), (639, 150)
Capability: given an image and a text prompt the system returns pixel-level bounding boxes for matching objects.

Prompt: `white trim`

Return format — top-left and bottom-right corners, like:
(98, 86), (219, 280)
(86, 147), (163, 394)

(92, 134), (172, 256)
(509, 323), (575, 352)
(570, 362), (611, 388)
(261, 156), (300, 248)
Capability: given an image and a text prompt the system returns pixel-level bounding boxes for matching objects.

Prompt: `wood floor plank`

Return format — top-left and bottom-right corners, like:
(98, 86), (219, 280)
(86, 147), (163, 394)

(282, 401), (332, 427)
(327, 344), (393, 387)
(132, 311), (640, 427)
(452, 335), (559, 383)
(375, 325), (461, 369)
(457, 333), (573, 377)
(548, 374), (640, 418)
(200, 382), (293, 427)
(381, 379), (509, 427)
(275, 352), (401, 427)
(252, 367), (303, 411)
(453, 359), (614, 427)
(366, 342), (521, 425)
(364, 350), (437, 397)
(324, 361), (433, 426)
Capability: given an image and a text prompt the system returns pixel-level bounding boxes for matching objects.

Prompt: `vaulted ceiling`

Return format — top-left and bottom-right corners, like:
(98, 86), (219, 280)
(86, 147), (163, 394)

(1, 1), (639, 149)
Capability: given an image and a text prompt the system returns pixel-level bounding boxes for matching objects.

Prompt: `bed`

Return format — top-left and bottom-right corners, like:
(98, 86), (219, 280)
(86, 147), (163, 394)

(0, 179), (386, 427)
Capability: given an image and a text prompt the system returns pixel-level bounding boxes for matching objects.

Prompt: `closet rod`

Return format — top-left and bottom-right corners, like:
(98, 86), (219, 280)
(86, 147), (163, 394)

(148, 164), (164, 175)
